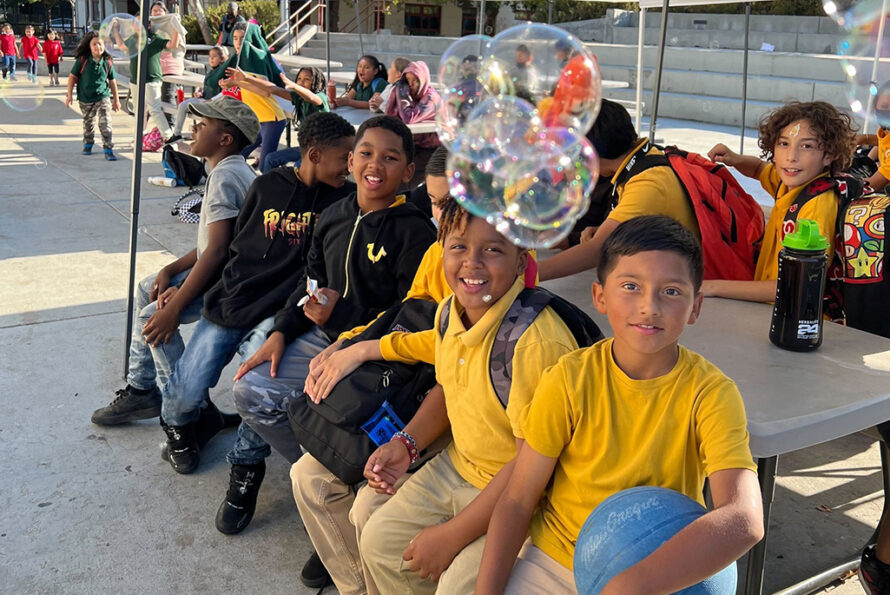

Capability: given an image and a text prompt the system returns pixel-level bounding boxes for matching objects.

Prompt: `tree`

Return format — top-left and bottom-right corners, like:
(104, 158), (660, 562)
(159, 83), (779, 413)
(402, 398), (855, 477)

(187, 0), (213, 43)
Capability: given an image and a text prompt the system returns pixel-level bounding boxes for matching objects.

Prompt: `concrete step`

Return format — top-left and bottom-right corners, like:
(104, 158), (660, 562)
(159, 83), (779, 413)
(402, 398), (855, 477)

(606, 87), (783, 128)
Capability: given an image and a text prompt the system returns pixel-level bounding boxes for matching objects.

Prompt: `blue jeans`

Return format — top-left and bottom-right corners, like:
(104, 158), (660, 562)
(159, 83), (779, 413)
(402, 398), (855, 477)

(232, 326), (331, 464)
(2, 54), (15, 77)
(161, 315), (276, 466)
(127, 269), (203, 392)
(260, 147), (301, 174)
(26, 57), (36, 76)
(241, 119), (287, 173)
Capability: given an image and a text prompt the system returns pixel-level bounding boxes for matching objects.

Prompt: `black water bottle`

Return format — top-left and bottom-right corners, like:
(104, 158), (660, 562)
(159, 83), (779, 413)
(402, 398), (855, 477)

(769, 219), (829, 352)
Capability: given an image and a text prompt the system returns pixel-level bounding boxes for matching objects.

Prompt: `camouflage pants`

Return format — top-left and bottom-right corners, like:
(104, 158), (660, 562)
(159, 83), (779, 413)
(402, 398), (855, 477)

(79, 98), (113, 149)
(231, 325), (331, 464)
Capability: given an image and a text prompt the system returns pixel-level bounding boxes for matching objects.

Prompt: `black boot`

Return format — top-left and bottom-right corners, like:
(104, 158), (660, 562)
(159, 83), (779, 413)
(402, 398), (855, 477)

(300, 551), (334, 589)
(91, 386), (161, 425)
(161, 401), (240, 462)
(215, 462), (265, 534)
(160, 419), (199, 474)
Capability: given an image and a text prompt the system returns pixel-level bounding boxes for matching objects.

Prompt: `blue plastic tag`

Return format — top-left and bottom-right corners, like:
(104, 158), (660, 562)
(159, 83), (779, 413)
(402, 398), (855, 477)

(361, 401), (407, 447)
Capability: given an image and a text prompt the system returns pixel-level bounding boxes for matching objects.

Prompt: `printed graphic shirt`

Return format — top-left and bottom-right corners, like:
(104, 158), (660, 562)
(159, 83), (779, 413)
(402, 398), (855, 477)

(202, 168), (355, 329)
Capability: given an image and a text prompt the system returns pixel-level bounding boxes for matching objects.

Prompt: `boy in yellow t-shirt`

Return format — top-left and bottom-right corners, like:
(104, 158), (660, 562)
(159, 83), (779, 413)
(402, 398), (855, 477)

(705, 101), (857, 303)
(476, 215), (763, 595)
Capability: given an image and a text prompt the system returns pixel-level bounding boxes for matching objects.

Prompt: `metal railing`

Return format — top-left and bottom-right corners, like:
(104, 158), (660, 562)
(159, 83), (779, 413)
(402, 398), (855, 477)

(266, 0), (327, 55)
(340, 0), (387, 35)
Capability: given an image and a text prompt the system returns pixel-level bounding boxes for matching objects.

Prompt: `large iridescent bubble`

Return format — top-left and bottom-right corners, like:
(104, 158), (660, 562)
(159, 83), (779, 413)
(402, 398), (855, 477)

(436, 35), (492, 150)
(838, 21), (890, 130)
(438, 25), (602, 248)
(100, 13), (147, 61)
(481, 23), (602, 135)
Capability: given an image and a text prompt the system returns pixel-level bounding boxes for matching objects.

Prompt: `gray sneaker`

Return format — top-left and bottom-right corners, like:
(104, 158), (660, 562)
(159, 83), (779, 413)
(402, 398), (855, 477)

(91, 386), (162, 425)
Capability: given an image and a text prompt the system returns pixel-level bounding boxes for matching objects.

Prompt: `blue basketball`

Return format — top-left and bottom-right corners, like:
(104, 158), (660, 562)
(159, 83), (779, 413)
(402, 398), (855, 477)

(573, 486), (737, 594)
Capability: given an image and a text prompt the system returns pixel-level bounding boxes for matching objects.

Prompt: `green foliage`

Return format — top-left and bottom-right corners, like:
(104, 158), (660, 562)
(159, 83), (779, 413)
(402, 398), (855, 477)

(181, 0), (279, 44)
(512, 0), (629, 23)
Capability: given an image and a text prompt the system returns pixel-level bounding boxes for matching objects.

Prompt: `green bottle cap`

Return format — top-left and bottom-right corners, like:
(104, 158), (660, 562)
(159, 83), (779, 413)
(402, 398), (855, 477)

(782, 218), (829, 251)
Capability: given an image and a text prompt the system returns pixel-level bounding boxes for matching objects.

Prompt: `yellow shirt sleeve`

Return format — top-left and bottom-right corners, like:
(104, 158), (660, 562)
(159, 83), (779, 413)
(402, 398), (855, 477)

(758, 162), (782, 198)
(519, 359), (574, 458)
(378, 328), (436, 365)
(693, 378), (758, 476)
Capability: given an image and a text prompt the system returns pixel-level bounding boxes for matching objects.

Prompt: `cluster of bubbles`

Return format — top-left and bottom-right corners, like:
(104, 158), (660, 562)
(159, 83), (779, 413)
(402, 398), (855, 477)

(828, 0), (890, 130)
(435, 24), (602, 248)
(100, 13), (147, 61)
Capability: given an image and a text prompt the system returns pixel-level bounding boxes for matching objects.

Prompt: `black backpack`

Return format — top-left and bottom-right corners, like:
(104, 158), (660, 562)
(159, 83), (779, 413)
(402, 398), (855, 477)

(287, 298), (438, 485)
(288, 288), (604, 484)
(162, 145), (206, 188)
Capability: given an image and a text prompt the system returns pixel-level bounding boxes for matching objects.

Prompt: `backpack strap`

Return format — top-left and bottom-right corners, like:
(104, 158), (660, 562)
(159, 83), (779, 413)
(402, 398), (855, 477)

(610, 141), (671, 209)
(437, 296), (453, 339)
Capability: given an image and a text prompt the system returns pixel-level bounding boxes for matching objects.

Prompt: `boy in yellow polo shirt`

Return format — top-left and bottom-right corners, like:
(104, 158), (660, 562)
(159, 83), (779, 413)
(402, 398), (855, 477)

(476, 215), (763, 594)
(539, 99), (698, 281)
(706, 101), (857, 302)
(306, 201), (580, 594)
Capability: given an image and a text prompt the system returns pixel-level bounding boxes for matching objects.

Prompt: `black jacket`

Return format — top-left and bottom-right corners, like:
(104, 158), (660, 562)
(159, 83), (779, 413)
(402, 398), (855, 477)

(271, 193), (436, 342)
(203, 167), (355, 329)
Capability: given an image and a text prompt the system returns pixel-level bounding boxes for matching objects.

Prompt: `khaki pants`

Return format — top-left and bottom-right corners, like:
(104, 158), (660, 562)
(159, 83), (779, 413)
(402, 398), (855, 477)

(360, 451), (485, 594)
(290, 453), (406, 595)
(504, 541), (576, 595)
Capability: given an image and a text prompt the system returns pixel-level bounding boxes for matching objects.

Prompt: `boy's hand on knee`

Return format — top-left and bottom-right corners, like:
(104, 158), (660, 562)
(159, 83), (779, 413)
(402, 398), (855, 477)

(403, 523), (461, 582)
(234, 332), (286, 381)
(143, 303), (181, 347)
(364, 441), (411, 494)
(150, 269), (172, 302)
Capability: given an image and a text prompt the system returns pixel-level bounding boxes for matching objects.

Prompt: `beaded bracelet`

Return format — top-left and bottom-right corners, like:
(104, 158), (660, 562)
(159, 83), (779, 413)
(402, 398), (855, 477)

(391, 431), (419, 464)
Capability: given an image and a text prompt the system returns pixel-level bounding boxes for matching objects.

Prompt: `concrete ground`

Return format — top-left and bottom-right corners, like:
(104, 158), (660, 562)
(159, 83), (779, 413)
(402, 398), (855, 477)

(0, 79), (884, 594)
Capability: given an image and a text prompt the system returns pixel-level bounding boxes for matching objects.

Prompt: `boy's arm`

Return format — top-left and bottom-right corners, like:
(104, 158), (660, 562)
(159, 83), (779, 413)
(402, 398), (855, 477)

(701, 279), (777, 303)
(364, 384), (450, 493)
(538, 217), (620, 281)
(109, 79), (120, 111)
(65, 74), (76, 107)
(708, 143), (765, 179)
(142, 218), (235, 346)
(475, 441), (558, 594)
(405, 438), (532, 583)
(602, 468), (763, 595)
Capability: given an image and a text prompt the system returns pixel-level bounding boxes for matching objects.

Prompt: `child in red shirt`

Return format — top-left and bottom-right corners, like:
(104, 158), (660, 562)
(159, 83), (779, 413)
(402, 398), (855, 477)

(42, 30), (63, 86)
(0, 23), (19, 81)
(20, 25), (41, 83)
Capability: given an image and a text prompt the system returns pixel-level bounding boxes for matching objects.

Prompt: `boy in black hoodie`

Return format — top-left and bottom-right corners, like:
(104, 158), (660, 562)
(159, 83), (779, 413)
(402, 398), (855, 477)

(159, 112), (355, 484)
(224, 115), (436, 534)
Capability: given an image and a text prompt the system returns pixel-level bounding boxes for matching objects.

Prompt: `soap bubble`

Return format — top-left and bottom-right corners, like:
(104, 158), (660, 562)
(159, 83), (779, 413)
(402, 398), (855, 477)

(480, 23), (602, 134)
(823, 0), (885, 29)
(0, 77), (46, 112)
(494, 214), (573, 248)
(838, 24), (890, 130)
(100, 13), (147, 61)
(447, 96), (541, 220)
(436, 34), (492, 150)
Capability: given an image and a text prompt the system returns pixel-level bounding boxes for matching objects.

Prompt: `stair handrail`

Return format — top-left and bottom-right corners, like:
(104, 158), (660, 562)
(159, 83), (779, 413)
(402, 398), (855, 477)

(267, 0), (325, 54)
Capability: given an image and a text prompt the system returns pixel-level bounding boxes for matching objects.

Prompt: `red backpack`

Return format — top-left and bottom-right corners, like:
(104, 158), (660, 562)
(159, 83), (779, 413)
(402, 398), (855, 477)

(613, 143), (765, 281)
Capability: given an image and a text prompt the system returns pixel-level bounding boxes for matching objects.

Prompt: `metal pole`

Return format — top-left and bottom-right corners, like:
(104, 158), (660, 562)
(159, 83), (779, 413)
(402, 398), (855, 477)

(325, 0), (331, 83)
(635, 7), (646, 132)
(740, 2), (750, 153)
(547, 0), (553, 25)
(864, 0), (889, 135)
(743, 456), (778, 595)
(648, 0), (670, 142)
(123, 0), (151, 377)
(480, 0), (486, 36)
(355, 0), (364, 55)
